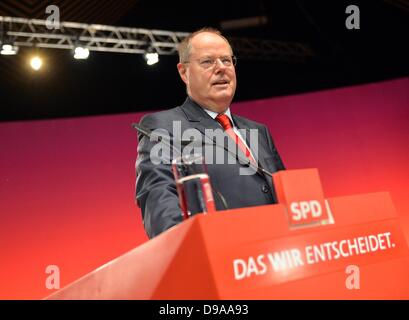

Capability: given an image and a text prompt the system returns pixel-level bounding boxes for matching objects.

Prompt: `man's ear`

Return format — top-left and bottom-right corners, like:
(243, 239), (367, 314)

(177, 63), (188, 84)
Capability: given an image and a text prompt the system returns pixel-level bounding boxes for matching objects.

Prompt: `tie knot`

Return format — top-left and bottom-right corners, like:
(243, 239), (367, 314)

(215, 113), (233, 131)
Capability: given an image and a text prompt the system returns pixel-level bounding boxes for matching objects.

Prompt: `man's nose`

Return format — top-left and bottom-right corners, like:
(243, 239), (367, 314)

(214, 59), (227, 72)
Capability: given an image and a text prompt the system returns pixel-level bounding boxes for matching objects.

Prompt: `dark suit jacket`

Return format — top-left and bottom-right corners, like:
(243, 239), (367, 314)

(135, 97), (285, 238)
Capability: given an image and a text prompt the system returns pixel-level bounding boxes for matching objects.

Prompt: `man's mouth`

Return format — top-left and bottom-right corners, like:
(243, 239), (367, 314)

(212, 79), (230, 87)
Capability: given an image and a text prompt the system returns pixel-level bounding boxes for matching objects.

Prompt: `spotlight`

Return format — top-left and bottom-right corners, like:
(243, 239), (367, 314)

(144, 48), (159, 66)
(74, 46), (90, 60)
(30, 56), (43, 71)
(1, 43), (18, 55)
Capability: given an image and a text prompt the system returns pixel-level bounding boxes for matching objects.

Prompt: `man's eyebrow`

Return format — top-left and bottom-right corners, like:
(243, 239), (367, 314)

(199, 55), (231, 59)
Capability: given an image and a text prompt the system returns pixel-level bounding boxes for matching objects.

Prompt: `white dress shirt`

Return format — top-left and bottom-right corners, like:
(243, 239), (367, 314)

(203, 107), (256, 160)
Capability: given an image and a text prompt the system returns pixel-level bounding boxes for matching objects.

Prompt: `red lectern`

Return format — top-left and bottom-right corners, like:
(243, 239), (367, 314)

(46, 169), (409, 299)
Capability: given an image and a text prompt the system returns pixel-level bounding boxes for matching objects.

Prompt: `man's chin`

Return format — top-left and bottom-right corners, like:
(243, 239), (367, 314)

(209, 93), (234, 109)
(211, 95), (233, 106)
(211, 89), (234, 99)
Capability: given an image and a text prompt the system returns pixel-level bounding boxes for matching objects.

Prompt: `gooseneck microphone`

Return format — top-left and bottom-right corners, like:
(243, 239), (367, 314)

(132, 122), (229, 210)
(132, 122), (273, 178)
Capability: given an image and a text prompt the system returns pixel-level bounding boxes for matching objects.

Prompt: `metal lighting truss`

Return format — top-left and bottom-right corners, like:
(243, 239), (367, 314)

(0, 15), (313, 61)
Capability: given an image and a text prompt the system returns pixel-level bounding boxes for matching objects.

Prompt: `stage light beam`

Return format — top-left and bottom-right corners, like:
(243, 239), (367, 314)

(30, 56), (43, 71)
(144, 52), (159, 66)
(74, 47), (90, 59)
(1, 44), (18, 55)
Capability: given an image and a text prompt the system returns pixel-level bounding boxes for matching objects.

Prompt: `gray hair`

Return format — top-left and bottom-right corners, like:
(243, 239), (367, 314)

(177, 27), (233, 63)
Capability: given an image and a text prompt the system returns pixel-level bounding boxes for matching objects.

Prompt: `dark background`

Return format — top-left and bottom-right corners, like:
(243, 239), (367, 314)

(0, 0), (408, 122)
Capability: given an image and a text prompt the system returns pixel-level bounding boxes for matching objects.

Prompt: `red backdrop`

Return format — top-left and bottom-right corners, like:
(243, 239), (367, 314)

(0, 77), (408, 299)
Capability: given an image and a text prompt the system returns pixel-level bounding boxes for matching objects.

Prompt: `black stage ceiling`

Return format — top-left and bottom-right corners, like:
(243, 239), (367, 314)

(0, 0), (408, 121)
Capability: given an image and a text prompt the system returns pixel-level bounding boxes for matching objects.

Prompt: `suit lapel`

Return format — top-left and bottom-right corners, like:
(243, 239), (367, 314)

(181, 98), (273, 183)
(180, 98), (251, 163)
(233, 115), (274, 187)
(180, 97), (222, 139)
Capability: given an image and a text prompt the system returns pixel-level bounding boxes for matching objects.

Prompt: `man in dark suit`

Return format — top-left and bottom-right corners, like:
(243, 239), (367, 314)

(135, 28), (285, 238)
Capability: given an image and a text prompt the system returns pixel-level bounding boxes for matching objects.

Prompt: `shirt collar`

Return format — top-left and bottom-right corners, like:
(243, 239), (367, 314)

(203, 107), (234, 125)
(187, 96), (235, 126)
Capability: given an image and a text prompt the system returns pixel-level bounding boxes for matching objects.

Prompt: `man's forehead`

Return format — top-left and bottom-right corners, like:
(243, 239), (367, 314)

(190, 32), (231, 53)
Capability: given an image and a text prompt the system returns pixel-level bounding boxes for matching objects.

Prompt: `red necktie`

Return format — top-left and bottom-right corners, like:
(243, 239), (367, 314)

(215, 113), (256, 164)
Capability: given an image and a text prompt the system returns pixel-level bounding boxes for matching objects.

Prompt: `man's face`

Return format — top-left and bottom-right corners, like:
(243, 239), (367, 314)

(177, 32), (237, 113)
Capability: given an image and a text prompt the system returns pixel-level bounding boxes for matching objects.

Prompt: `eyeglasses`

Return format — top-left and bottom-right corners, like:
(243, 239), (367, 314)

(184, 55), (237, 69)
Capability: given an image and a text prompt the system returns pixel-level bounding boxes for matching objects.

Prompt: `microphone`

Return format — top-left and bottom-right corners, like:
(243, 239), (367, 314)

(132, 122), (229, 210)
(132, 122), (273, 177)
